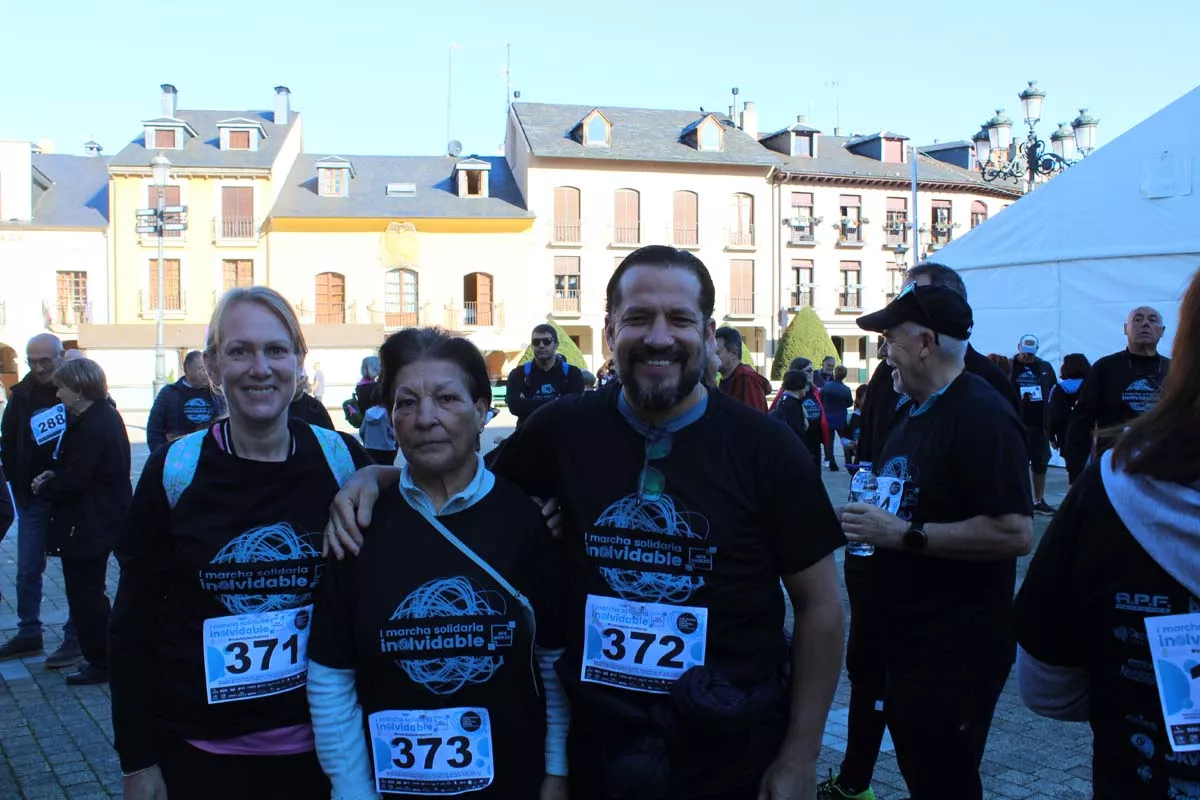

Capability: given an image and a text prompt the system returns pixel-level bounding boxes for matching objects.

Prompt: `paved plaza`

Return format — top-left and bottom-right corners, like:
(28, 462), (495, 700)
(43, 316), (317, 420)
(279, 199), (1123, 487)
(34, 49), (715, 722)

(0, 419), (1093, 799)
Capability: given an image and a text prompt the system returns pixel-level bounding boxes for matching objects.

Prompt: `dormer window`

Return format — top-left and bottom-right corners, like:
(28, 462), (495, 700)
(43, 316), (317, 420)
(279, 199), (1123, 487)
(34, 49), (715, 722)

(791, 133), (814, 157)
(217, 119), (266, 152)
(454, 158), (492, 198)
(142, 118), (198, 151)
(698, 121), (723, 152)
(581, 109), (612, 148)
(315, 156), (354, 198)
(154, 129), (177, 149)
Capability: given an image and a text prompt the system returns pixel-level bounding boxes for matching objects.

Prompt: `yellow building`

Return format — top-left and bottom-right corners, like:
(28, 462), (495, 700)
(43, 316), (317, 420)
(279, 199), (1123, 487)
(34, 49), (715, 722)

(82, 84), (302, 406)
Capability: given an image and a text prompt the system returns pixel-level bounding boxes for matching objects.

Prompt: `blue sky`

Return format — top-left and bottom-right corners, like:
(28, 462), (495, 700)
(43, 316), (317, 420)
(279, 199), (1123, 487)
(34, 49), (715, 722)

(2, 0), (1196, 160)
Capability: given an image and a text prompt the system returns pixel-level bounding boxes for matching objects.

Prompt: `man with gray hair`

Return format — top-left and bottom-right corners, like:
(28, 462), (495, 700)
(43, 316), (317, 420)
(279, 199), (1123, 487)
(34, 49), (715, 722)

(836, 284), (1034, 799)
(0, 334), (81, 665)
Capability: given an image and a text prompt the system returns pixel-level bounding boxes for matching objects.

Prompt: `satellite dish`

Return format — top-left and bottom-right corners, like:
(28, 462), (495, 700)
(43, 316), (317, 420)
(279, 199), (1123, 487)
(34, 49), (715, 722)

(448, 140), (463, 157)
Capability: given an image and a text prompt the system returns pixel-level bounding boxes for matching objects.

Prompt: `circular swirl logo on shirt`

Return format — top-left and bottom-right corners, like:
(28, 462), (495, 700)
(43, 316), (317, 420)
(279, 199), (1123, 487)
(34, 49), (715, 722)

(203, 523), (320, 615)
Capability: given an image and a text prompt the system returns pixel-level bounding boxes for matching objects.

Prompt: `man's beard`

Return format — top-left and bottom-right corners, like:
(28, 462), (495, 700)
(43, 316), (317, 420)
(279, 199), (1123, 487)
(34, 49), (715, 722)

(618, 344), (703, 412)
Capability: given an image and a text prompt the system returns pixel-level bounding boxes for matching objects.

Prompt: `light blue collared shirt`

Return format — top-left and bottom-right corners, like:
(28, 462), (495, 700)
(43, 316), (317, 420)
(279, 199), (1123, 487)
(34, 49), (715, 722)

(398, 452), (495, 517)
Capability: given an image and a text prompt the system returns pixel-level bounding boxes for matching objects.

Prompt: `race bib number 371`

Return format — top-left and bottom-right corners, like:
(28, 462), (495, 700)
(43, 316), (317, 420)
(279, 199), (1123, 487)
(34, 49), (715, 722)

(369, 707), (494, 796)
(582, 595), (708, 694)
(202, 605), (311, 704)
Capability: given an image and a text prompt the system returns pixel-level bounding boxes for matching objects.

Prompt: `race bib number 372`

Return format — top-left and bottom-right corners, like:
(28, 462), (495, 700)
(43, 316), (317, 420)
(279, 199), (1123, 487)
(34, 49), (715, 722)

(369, 707), (494, 796)
(582, 595), (708, 694)
(202, 605), (311, 704)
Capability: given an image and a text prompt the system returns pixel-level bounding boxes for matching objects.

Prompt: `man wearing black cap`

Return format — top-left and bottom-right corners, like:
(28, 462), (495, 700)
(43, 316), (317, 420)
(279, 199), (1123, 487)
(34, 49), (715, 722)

(837, 283), (1033, 800)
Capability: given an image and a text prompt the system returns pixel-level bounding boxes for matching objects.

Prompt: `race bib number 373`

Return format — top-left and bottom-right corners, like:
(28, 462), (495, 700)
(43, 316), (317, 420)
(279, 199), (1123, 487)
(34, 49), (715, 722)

(1145, 613), (1200, 752)
(582, 595), (708, 694)
(369, 707), (494, 796)
(202, 605), (311, 704)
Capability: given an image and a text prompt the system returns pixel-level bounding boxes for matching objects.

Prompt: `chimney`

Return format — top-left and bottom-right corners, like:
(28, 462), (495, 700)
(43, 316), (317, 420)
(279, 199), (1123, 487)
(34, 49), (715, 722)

(83, 140), (103, 157)
(834, 126), (846, 137)
(796, 114), (809, 126)
(161, 84), (177, 118)
(274, 86), (291, 126)
(739, 101), (758, 140)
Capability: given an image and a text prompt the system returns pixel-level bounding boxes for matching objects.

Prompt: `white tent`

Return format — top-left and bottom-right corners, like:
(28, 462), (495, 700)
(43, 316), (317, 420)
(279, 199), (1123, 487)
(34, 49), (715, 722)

(936, 85), (1200, 367)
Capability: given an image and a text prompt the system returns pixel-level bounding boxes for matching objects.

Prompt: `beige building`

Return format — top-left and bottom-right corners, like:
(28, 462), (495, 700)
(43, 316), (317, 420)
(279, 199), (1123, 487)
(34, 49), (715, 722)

(0, 140), (111, 394)
(504, 101), (779, 369)
(758, 121), (1021, 381)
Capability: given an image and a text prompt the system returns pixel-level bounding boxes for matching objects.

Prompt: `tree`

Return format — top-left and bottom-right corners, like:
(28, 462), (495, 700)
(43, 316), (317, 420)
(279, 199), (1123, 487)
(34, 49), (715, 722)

(771, 307), (838, 380)
(518, 320), (589, 371)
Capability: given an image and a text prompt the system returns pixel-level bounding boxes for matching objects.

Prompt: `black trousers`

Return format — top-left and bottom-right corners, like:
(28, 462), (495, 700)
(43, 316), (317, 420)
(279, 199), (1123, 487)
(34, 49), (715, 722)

(158, 740), (330, 800)
(838, 556), (889, 793)
(885, 666), (1010, 800)
(59, 555), (110, 669)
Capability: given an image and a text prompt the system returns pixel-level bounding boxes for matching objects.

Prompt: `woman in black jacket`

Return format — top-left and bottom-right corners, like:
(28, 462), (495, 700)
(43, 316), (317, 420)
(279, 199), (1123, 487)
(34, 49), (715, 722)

(31, 358), (131, 685)
(770, 369), (811, 446)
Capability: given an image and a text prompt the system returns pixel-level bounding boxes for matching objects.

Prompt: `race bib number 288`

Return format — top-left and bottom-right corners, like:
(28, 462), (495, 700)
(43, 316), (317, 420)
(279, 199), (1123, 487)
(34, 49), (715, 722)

(369, 707), (494, 795)
(582, 595), (708, 694)
(30, 404), (67, 446)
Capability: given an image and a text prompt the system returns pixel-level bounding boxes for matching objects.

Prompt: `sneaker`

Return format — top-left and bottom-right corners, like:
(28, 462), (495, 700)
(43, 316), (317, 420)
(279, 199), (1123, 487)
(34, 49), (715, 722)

(45, 642), (84, 669)
(65, 663), (108, 686)
(817, 771), (876, 800)
(829, 463), (841, 472)
(1033, 500), (1058, 515)
(0, 636), (44, 661)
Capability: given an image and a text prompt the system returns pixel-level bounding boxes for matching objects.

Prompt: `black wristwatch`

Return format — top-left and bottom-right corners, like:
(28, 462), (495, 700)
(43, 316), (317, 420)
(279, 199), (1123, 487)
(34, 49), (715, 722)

(903, 523), (928, 551)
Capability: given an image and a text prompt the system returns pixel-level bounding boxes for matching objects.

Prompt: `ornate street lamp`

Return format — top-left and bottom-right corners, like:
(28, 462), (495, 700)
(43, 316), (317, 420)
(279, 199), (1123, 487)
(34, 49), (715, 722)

(135, 155), (188, 397)
(977, 81), (1098, 188)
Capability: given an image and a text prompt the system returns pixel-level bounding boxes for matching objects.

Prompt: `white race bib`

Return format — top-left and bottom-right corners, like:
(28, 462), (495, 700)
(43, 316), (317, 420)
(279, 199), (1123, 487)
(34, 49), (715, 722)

(30, 404), (67, 447)
(582, 595), (708, 694)
(1019, 384), (1043, 403)
(202, 605), (311, 704)
(1144, 613), (1200, 752)
(873, 476), (906, 516)
(368, 707), (494, 795)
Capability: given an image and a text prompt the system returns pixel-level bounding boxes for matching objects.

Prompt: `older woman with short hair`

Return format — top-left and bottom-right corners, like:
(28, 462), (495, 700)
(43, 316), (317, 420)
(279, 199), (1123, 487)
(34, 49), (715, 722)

(307, 327), (569, 799)
(31, 358), (131, 685)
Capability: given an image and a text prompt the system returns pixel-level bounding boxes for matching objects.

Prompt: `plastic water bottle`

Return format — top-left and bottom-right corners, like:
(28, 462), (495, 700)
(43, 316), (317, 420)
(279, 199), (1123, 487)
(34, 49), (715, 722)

(846, 466), (878, 557)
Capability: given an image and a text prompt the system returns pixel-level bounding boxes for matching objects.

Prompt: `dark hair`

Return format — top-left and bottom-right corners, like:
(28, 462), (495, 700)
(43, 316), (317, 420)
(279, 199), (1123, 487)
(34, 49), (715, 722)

(834, 365), (848, 381)
(789, 357), (813, 371)
(906, 262), (968, 300)
(183, 350), (204, 369)
(1060, 353), (1091, 380)
(531, 323), (557, 343)
(781, 369), (809, 393)
(1112, 268), (1200, 482)
(379, 328), (492, 412)
(606, 245), (715, 320)
(854, 383), (868, 406)
(822, 355), (836, 364)
(986, 353), (1011, 379)
(714, 326), (743, 354)
(52, 358), (108, 402)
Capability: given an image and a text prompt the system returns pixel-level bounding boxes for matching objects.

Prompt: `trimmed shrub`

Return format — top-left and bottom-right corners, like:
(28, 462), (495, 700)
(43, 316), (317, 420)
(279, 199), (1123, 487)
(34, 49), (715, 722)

(771, 307), (838, 380)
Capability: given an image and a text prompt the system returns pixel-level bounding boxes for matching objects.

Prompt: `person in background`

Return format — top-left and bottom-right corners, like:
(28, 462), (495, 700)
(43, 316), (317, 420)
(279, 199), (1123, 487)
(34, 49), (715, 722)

(62, 349), (84, 362)
(0, 462), (15, 604)
(0, 333), (80, 665)
(307, 327), (569, 799)
(1047, 354), (1092, 486)
(843, 384), (868, 466)
(820, 365), (853, 472)
(1015, 269), (1200, 800)
(346, 356), (397, 465)
(505, 324), (585, 427)
(1011, 335), (1059, 514)
(146, 350), (220, 453)
(714, 326), (770, 411)
(309, 361), (325, 405)
(1068, 305), (1170, 459)
(986, 353), (1012, 381)
(595, 359), (618, 388)
(813, 355), (837, 390)
(289, 369), (335, 430)
(581, 370), (597, 390)
(770, 369), (811, 443)
(33, 358), (131, 685)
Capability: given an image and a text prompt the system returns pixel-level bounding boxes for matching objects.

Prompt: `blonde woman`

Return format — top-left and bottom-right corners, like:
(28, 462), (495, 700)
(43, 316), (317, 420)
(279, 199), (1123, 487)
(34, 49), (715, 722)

(109, 287), (373, 799)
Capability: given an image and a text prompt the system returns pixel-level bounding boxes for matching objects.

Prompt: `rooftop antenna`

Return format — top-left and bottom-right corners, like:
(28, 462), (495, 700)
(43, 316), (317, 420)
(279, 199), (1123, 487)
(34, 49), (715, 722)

(447, 43), (461, 147)
(825, 81), (841, 130)
(504, 41), (513, 116)
(731, 87), (740, 122)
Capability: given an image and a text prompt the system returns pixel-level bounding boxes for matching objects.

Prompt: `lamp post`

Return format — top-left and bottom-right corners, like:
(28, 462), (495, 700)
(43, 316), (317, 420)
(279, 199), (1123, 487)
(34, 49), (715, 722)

(975, 81), (1098, 189)
(151, 155), (171, 397)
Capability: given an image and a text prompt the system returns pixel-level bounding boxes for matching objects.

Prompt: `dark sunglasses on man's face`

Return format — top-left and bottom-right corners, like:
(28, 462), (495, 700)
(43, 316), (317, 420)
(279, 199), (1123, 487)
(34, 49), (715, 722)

(532, 338), (554, 347)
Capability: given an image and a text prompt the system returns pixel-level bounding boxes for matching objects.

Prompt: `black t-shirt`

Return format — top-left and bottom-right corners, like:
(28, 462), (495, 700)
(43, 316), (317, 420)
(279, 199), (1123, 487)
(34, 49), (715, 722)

(492, 388), (843, 695)
(108, 420), (372, 771)
(870, 372), (1033, 677)
(1069, 351), (1170, 453)
(1015, 464), (1200, 800)
(1010, 356), (1057, 429)
(857, 344), (1017, 464)
(309, 479), (565, 797)
(769, 393), (808, 443)
(505, 361), (585, 422)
